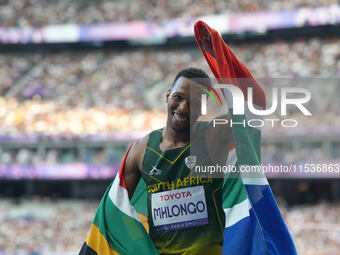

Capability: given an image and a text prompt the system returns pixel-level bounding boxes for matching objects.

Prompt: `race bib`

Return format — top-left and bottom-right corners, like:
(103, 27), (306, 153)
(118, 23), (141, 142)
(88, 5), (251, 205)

(151, 185), (208, 231)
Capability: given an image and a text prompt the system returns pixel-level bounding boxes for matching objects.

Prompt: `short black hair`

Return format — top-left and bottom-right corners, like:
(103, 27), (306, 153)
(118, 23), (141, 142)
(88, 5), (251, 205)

(172, 67), (211, 88)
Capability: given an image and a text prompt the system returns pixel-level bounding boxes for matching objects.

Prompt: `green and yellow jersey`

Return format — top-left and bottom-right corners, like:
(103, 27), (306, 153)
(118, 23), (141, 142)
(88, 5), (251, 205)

(140, 123), (225, 255)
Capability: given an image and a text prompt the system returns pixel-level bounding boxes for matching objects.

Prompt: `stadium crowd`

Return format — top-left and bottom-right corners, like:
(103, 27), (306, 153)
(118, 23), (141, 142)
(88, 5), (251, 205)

(0, 198), (98, 255)
(281, 202), (340, 254)
(1, 141), (340, 167)
(263, 142), (340, 162)
(0, 38), (339, 139)
(0, 146), (124, 166)
(0, 0), (338, 27)
(0, 198), (339, 254)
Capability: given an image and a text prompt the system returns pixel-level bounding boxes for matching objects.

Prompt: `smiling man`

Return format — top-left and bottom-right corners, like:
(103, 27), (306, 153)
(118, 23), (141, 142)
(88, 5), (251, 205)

(123, 67), (233, 255)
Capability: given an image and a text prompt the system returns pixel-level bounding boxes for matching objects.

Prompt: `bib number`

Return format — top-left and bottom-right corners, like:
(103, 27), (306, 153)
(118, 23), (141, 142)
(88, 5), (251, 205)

(151, 186), (208, 231)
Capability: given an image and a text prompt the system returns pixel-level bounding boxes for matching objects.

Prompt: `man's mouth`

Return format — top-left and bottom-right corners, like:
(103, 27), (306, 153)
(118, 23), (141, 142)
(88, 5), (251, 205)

(173, 111), (188, 122)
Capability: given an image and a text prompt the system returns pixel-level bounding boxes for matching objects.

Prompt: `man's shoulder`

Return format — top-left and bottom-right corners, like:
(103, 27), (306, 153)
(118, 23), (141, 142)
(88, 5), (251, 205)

(130, 128), (164, 169)
(126, 134), (150, 171)
(131, 128), (162, 153)
(131, 134), (149, 154)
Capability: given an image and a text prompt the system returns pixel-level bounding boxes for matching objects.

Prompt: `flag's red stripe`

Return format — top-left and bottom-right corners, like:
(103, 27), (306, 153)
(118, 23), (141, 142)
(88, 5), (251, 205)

(118, 144), (133, 190)
(194, 20), (266, 109)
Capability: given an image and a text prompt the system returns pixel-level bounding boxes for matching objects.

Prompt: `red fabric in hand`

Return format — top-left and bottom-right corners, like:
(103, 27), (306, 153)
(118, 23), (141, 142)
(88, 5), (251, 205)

(194, 20), (266, 109)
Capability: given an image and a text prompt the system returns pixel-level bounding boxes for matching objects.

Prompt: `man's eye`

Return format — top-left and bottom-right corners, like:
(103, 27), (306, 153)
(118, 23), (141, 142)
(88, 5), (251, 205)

(173, 95), (181, 100)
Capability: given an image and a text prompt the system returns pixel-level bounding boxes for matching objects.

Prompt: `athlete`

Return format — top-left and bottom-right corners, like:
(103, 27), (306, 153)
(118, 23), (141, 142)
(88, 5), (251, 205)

(124, 67), (233, 255)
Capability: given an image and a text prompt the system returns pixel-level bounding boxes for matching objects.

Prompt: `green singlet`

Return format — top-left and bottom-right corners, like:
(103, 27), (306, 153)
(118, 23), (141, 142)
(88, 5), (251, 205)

(141, 122), (225, 255)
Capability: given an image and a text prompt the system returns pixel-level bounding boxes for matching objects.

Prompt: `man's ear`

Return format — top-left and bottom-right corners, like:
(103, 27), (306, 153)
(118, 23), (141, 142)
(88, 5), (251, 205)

(166, 88), (171, 103)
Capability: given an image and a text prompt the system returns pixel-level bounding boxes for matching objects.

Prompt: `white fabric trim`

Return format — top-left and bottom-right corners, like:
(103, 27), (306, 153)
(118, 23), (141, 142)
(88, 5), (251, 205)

(242, 177), (269, 185)
(226, 148), (237, 167)
(224, 198), (252, 228)
(109, 175), (141, 222)
(240, 167), (269, 185)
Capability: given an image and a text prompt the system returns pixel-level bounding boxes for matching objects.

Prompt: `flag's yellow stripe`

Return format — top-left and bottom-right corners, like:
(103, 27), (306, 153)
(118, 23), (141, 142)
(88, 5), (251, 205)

(86, 224), (119, 255)
(138, 213), (149, 233)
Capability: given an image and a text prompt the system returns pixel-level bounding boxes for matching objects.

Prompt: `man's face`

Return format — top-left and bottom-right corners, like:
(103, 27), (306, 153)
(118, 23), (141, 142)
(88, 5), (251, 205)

(166, 77), (202, 132)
